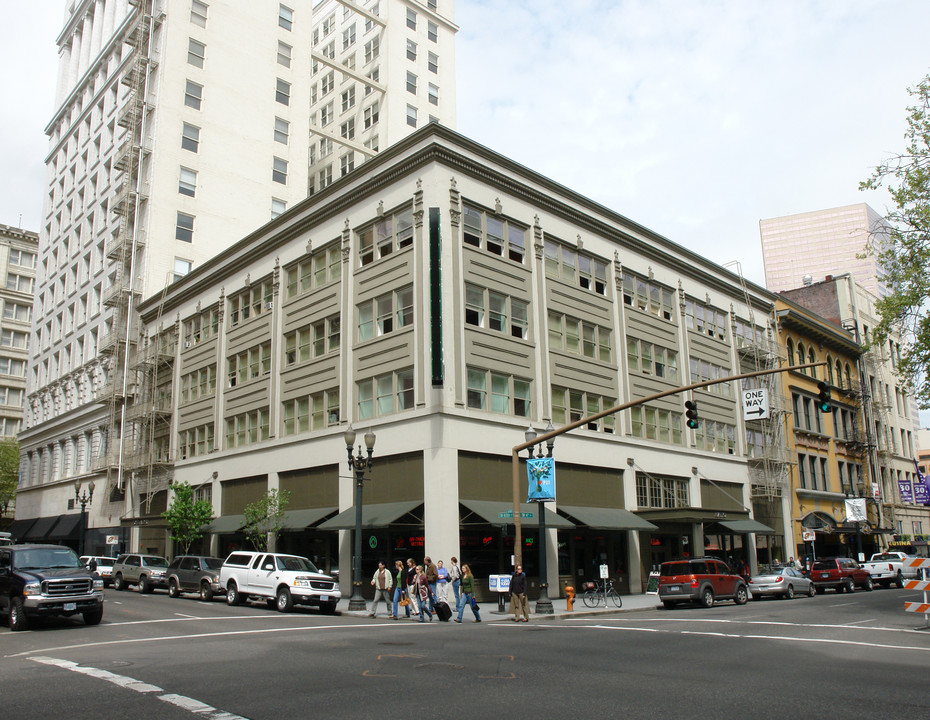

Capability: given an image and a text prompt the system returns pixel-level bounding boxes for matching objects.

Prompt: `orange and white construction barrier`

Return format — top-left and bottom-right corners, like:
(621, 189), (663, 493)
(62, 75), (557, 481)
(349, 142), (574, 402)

(903, 558), (930, 627)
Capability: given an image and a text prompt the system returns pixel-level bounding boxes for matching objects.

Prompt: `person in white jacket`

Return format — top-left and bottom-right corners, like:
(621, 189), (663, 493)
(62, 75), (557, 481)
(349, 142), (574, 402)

(369, 561), (394, 618)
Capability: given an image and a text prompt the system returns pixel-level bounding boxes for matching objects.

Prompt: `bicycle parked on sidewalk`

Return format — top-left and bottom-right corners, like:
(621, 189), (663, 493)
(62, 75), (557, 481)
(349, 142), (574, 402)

(581, 578), (622, 608)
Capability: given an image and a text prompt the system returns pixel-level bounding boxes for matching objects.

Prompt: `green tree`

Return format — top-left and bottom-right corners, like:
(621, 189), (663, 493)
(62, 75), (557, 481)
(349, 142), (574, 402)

(162, 481), (215, 555)
(0, 438), (19, 519)
(242, 488), (291, 552)
(861, 73), (930, 409)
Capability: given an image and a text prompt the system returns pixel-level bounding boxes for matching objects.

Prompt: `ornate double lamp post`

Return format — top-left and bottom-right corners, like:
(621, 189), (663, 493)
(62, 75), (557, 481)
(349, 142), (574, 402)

(525, 422), (555, 615)
(74, 479), (95, 557)
(344, 425), (376, 611)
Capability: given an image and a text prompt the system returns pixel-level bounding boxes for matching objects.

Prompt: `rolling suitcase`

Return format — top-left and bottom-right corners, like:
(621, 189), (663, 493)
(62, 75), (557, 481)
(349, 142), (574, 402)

(434, 600), (452, 621)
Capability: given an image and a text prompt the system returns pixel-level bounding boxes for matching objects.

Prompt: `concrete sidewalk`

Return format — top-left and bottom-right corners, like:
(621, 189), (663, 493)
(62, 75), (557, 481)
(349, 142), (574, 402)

(338, 592), (661, 620)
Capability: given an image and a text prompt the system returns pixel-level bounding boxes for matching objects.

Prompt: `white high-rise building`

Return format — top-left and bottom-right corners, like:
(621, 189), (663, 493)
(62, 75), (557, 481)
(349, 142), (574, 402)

(15, 0), (457, 547)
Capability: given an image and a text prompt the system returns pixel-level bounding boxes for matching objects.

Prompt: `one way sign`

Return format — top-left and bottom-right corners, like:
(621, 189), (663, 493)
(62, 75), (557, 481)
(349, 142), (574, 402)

(742, 388), (769, 420)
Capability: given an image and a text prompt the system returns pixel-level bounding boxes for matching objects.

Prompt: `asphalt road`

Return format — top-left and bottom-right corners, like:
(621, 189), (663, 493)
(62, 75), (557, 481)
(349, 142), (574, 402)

(3, 585), (930, 719)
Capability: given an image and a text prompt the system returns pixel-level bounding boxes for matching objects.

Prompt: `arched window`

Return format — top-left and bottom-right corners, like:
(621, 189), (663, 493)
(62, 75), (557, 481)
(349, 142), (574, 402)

(808, 347), (816, 375)
(826, 356), (835, 386)
(796, 342), (805, 371)
(786, 338), (795, 366)
(844, 363), (852, 389)
(835, 359), (843, 388)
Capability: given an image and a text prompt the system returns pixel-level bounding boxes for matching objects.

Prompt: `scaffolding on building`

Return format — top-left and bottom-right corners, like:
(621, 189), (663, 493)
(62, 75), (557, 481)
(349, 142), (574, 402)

(99, 0), (163, 507)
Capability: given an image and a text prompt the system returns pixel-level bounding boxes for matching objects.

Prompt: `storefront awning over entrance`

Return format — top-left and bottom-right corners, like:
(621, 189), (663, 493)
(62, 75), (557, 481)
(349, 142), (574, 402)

(637, 508), (749, 524)
(715, 519), (775, 535)
(281, 507), (337, 530)
(8, 517), (36, 542)
(558, 505), (658, 531)
(23, 515), (61, 542)
(46, 513), (83, 541)
(205, 514), (246, 533)
(317, 501), (422, 530)
(460, 500), (574, 529)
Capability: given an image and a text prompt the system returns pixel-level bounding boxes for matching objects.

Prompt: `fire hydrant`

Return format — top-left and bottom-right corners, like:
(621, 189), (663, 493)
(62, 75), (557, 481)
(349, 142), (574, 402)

(565, 586), (575, 611)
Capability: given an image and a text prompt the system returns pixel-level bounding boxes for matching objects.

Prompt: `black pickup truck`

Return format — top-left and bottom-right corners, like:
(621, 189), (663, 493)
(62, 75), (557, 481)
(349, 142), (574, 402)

(0, 544), (104, 631)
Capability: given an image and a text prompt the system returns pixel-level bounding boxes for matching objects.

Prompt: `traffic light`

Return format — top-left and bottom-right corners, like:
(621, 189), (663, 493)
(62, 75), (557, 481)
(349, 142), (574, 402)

(685, 400), (699, 429)
(817, 381), (831, 413)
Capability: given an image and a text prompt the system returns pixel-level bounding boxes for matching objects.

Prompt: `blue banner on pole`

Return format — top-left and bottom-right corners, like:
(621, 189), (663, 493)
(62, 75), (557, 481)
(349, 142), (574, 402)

(527, 457), (556, 501)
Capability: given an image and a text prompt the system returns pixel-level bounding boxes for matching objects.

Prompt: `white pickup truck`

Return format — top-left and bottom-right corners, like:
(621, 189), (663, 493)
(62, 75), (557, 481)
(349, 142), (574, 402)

(220, 550), (340, 614)
(861, 551), (920, 588)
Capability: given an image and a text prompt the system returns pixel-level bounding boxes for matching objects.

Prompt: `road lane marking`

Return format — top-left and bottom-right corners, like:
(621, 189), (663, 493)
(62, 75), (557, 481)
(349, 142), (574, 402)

(30, 656), (249, 719)
(844, 619), (877, 625)
(573, 616), (929, 636)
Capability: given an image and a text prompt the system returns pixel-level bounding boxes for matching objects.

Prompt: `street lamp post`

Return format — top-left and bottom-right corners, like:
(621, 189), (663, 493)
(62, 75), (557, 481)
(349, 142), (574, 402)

(525, 423), (555, 615)
(344, 425), (376, 612)
(74, 479), (95, 557)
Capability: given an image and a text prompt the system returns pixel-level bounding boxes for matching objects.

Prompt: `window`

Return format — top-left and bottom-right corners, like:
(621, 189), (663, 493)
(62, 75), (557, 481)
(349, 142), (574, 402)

(284, 315), (340, 365)
(277, 41), (292, 67)
(357, 286), (413, 341)
(181, 123), (200, 152)
(340, 118), (355, 140)
(174, 258), (192, 282)
(228, 281), (274, 328)
(282, 388), (340, 435)
(463, 204), (526, 264)
(7, 249), (36, 269)
(320, 102), (333, 126)
(621, 274), (674, 318)
(285, 243), (341, 298)
(178, 167), (197, 196)
(428, 20), (438, 42)
(0, 330), (28, 349)
(227, 342), (272, 388)
(636, 475), (689, 509)
(340, 153), (354, 176)
(5, 273), (34, 294)
(551, 387), (616, 433)
(688, 357), (732, 396)
(341, 87), (355, 112)
(272, 157), (288, 184)
(322, 13), (335, 36)
(343, 23), (356, 49)
(428, 51), (438, 73)
(184, 80), (203, 109)
(276, 78), (290, 105)
(357, 206), (414, 266)
(364, 135), (379, 152)
(357, 368), (414, 420)
(406, 39), (417, 61)
(319, 165), (332, 189)
(176, 212), (194, 242)
(321, 71), (334, 95)
(364, 103), (379, 129)
(626, 338), (676, 378)
(271, 198), (286, 219)
(467, 368), (531, 417)
(406, 8), (417, 29)
(684, 299), (728, 342)
(2, 303), (31, 322)
(365, 37), (380, 63)
(278, 4), (293, 30)
(0, 357), (25, 376)
(465, 284), (530, 340)
(274, 117), (289, 144)
(188, 38), (206, 68)
(406, 71), (417, 94)
(190, 1), (208, 28)
(225, 408), (270, 448)
(694, 420), (737, 454)
(428, 83), (439, 105)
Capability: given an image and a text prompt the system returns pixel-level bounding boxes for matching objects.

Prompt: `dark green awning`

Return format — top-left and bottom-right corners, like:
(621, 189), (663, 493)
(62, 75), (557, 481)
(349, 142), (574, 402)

(317, 501), (422, 530)
(715, 519), (776, 535)
(558, 505), (658, 531)
(281, 507), (338, 530)
(460, 500), (574, 529)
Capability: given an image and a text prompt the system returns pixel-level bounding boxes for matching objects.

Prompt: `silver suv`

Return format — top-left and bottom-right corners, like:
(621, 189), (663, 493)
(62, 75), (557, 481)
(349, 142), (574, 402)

(112, 553), (169, 593)
(220, 551), (340, 614)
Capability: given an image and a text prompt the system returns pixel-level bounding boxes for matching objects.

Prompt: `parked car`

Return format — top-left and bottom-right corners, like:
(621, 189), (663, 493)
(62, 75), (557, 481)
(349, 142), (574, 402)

(112, 553), (170, 593)
(0, 531), (12, 546)
(658, 557), (749, 609)
(861, 551), (919, 588)
(220, 550), (341, 614)
(0, 544), (104, 631)
(810, 557), (874, 593)
(80, 555), (116, 587)
(748, 565), (816, 600)
(166, 555), (225, 601)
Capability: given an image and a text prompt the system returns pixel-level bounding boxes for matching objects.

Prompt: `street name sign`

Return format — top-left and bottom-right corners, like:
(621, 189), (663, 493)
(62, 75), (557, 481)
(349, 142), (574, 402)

(741, 388), (769, 420)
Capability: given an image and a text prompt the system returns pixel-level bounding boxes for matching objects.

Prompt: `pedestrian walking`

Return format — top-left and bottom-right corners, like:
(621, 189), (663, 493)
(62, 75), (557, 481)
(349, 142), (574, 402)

(437, 560), (449, 601)
(392, 559), (409, 619)
(425, 556), (439, 611)
(405, 558), (420, 615)
(510, 564), (529, 622)
(454, 563), (481, 623)
(369, 560), (394, 618)
(448, 556), (463, 610)
(415, 565), (433, 622)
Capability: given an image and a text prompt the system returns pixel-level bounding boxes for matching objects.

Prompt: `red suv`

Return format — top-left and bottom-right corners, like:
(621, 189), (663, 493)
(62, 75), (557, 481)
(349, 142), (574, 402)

(658, 557), (749, 609)
(809, 557), (874, 594)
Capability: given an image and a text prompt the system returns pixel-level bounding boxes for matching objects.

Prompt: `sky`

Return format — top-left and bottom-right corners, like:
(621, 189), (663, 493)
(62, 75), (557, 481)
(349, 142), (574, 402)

(0, 0), (928, 426)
